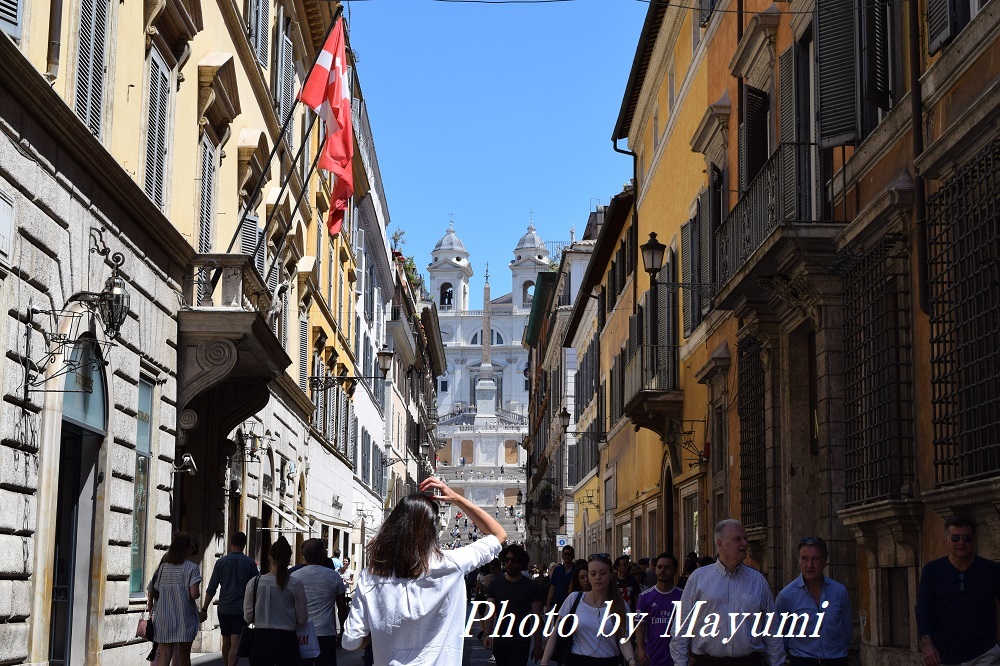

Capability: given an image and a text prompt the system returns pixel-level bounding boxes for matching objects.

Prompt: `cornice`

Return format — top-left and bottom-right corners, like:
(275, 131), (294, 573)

(729, 4), (781, 86)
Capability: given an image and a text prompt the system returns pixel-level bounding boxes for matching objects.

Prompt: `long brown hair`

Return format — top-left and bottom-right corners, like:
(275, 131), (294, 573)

(368, 494), (441, 578)
(587, 556), (629, 638)
(164, 532), (192, 565)
(270, 536), (293, 590)
(567, 562), (590, 594)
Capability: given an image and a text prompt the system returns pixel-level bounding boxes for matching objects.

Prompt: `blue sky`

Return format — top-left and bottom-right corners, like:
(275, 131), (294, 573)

(345, 0), (648, 308)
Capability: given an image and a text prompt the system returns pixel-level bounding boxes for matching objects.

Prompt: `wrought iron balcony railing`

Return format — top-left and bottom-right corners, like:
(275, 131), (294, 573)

(715, 142), (821, 289)
(624, 344), (679, 402)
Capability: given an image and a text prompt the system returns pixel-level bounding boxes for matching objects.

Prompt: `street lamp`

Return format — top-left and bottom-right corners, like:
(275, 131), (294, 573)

(641, 232), (666, 276)
(559, 407), (608, 443)
(309, 347), (394, 391)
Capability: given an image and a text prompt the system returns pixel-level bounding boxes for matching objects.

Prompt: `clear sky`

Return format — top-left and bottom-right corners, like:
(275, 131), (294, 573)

(344, 0), (649, 308)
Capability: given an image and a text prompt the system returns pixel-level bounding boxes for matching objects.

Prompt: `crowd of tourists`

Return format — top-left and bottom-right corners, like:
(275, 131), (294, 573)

(140, 476), (999, 666)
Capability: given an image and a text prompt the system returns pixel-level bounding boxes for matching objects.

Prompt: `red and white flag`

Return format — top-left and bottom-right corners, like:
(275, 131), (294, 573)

(300, 17), (353, 236)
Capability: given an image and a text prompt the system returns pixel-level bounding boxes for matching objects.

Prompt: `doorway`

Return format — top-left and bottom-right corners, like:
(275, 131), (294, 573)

(49, 422), (101, 666)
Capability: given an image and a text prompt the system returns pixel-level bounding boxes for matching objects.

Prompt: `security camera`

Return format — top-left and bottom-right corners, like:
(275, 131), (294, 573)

(173, 453), (198, 476)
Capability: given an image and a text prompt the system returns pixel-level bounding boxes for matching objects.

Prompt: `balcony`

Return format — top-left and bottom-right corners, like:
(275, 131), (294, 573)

(177, 256), (291, 413)
(387, 305), (418, 360)
(714, 143), (843, 308)
(623, 344), (682, 436)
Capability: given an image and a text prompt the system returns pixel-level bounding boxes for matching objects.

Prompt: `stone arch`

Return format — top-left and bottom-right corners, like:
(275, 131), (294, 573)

(439, 282), (453, 307)
(522, 280), (535, 305)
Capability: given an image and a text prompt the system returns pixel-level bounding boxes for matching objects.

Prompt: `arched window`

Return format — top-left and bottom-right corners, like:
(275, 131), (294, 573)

(440, 282), (453, 307)
(471, 330), (503, 345)
(522, 281), (535, 305)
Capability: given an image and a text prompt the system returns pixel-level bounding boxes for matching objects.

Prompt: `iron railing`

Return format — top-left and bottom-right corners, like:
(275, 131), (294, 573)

(840, 236), (914, 505)
(624, 344), (679, 405)
(928, 138), (1000, 485)
(716, 142), (819, 288)
(738, 336), (766, 529)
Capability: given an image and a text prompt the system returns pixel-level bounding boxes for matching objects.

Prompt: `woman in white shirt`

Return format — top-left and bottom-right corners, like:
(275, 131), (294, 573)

(243, 536), (308, 665)
(539, 555), (637, 666)
(343, 476), (506, 665)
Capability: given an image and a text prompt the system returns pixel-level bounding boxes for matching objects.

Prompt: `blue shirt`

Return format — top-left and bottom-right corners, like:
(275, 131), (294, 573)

(774, 574), (851, 659)
(207, 551), (259, 615)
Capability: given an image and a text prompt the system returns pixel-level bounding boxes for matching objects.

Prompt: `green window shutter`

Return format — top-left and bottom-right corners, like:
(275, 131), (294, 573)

(816, 0), (860, 147)
(862, 0), (891, 111)
(779, 45), (797, 221)
(75, 0), (109, 137)
(698, 188), (712, 317)
(299, 316), (309, 391)
(681, 220), (692, 338)
(198, 139), (215, 254)
(0, 0), (23, 40)
(744, 86), (770, 185)
(927, 0), (961, 55)
(144, 52), (170, 210)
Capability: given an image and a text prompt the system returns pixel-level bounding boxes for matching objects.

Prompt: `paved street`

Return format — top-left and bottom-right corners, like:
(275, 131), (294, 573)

(191, 605), (507, 665)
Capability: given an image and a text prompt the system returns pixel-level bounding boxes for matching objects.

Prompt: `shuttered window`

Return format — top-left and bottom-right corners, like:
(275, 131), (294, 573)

(198, 137), (215, 253)
(0, 0), (22, 38)
(779, 45), (798, 220)
(144, 50), (170, 211)
(927, 0), (960, 55)
(657, 251), (678, 389)
(75, 0), (110, 137)
(862, 1), (891, 112)
(699, 0), (716, 27)
(241, 213), (265, 276)
(680, 220), (693, 337)
(743, 86), (770, 188)
(816, 0), (860, 147)
(274, 9), (295, 148)
(298, 316), (308, 391)
(248, 0), (269, 68)
(698, 188), (712, 317)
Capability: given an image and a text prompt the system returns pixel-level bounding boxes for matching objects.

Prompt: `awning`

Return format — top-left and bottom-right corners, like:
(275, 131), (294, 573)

(262, 498), (310, 533)
(305, 508), (353, 529)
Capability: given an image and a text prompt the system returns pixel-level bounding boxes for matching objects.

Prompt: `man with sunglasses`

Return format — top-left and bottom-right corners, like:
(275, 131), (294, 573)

(774, 537), (851, 666)
(483, 544), (544, 665)
(916, 516), (1000, 666)
(547, 545), (576, 611)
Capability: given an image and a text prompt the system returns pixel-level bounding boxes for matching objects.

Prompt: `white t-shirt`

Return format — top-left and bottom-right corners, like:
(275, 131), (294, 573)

(558, 591), (620, 659)
(290, 564), (346, 636)
(343, 535), (501, 665)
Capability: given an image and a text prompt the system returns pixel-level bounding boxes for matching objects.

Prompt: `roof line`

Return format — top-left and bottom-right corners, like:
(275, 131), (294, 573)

(613, 0), (670, 143)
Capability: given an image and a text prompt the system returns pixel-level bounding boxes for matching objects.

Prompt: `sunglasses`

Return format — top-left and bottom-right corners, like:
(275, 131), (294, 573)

(503, 557), (519, 563)
(588, 553), (611, 561)
(949, 534), (974, 543)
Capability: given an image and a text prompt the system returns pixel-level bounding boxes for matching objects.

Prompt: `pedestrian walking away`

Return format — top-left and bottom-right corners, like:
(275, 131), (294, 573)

(201, 532), (259, 666)
(243, 536), (309, 666)
(342, 476), (507, 664)
(147, 531), (204, 666)
(291, 538), (348, 666)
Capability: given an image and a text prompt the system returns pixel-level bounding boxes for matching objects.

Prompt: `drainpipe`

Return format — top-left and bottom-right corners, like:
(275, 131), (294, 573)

(909, 0), (929, 314)
(46, 0), (63, 81)
(612, 138), (639, 312)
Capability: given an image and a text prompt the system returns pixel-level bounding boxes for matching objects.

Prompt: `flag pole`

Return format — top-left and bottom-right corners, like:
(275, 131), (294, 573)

(223, 3), (346, 256)
(261, 144), (326, 292)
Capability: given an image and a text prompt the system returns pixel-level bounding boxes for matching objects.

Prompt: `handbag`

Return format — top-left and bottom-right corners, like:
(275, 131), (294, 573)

(552, 591), (584, 663)
(136, 564), (163, 641)
(297, 620), (320, 659)
(135, 611), (155, 641)
(236, 575), (260, 659)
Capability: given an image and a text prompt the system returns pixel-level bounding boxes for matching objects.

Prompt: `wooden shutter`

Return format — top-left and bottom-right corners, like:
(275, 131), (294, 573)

(744, 86), (769, 186)
(144, 52), (170, 210)
(628, 314), (637, 362)
(738, 121), (746, 192)
(927, 0), (959, 55)
(779, 45), (797, 221)
(816, 0), (860, 147)
(281, 288), (289, 347)
(281, 30), (295, 148)
(862, 1), (891, 111)
(75, 0), (109, 137)
(198, 138), (215, 253)
(698, 188), (712, 316)
(0, 0), (22, 38)
(298, 316), (308, 391)
(681, 221), (692, 338)
(657, 255), (675, 389)
(251, 0), (269, 68)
